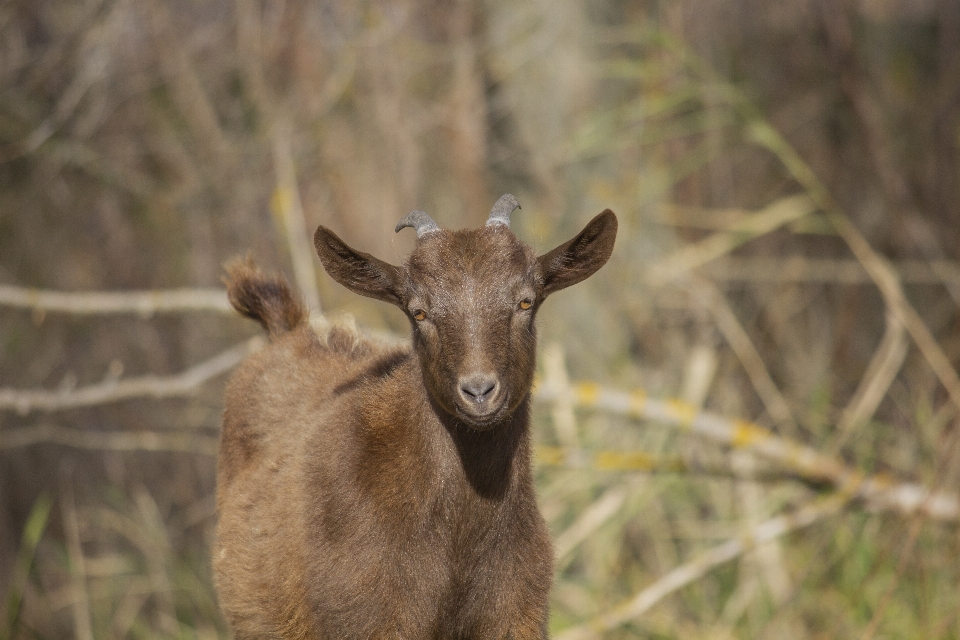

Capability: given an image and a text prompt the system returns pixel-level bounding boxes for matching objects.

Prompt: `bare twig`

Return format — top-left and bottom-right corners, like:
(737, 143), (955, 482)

(649, 194), (817, 282)
(705, 257), (960, 287)
(680, 343), (718, 408)
(0, 338), (262, 414)
(555, 494), (849, 640)
(832, 308), (909, 451)
(0, 284), (232, 316)
(644, 194), (804, 434)
(826, 207), (960, 415)
(272, 120), (322, 313)
(817, 5), (960, 309)
(5, 356), (954, 525)
(147, 0), (229, 162)
(2, 315), (952, 526)
(533, 382), (960, 521)
(542, 343), (580, 449)
(744, 110), (960, 419)
(728, 450), (795, 617)
(553, 483), (630, 568)
(691, 279), (799, 434)
(0, 425), (218, 455)
(670, 44), (960, 419)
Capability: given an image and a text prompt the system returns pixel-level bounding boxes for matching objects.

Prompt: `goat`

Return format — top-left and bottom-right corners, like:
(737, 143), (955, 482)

(213, 195), (617, 639)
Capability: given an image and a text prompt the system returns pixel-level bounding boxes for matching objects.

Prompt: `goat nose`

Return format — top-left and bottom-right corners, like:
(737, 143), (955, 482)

(459, 374), (498, 403)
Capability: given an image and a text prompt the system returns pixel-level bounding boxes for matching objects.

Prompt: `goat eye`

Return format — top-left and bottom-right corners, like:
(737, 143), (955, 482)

(412, 309), (427, 321)
(518, 299), (533, 311)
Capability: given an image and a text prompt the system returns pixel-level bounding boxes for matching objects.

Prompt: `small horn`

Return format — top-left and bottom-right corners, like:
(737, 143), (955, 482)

(395, 210), (440, 238)
(486, 194), (520, 228)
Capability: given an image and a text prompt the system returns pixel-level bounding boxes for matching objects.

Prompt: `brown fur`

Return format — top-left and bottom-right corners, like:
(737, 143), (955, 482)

(224, 258), (308, 337)
(214, 205), (617, 639)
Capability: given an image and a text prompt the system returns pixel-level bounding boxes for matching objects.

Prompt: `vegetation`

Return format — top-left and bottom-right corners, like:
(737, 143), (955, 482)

(2, 1), (959, 638)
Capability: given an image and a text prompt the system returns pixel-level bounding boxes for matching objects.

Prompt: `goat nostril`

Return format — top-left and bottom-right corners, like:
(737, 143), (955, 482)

(460, 375), (497, 403)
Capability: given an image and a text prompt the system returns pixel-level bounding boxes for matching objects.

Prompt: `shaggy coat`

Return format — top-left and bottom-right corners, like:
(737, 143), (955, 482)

(213, 197), (617, 639)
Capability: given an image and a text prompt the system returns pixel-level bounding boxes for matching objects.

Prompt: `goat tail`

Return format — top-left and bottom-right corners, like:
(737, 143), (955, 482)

(223, 258), (308, 337)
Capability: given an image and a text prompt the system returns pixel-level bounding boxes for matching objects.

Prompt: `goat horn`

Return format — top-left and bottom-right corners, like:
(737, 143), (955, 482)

(395, 210), (440, 238)
(486, 194), (520, 229)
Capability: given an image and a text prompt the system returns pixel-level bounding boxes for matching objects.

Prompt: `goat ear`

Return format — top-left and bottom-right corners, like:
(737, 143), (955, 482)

(537, 210), (618, 296)
(314, 226), (405, 306)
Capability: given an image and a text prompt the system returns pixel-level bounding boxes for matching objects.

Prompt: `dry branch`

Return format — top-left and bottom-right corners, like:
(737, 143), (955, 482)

(0, 425), (218, 455)
(555, 493), (849, 640)
(0, 338), (262, 414)
(742, 106), (960, 419)
(533, 382), (960, 521)
(2, 308), (952, 525)
(649, 194), (817, 281)
(833, 308), (909, 450)
(541, 343), (580, 449)
(671, 49), (960, 420)
(272, 120), (322, 313)
(2, 321), (953, 524)
(0, 285), (232, 316)
(553, 483), (630, 566)
(707, 257), (960, 286)
(691, 279), (798, 433)
(826, 206), (960, 415)
(536, 446), (687, 474)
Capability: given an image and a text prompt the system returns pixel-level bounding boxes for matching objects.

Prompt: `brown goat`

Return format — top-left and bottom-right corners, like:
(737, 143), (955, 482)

(213, 195), (617, 639)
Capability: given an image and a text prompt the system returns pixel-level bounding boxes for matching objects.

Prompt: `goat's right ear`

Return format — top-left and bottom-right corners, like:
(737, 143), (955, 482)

(314, 226), (405, 307)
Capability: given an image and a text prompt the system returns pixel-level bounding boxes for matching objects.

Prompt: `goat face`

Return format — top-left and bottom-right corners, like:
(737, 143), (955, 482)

(314, 195), (617, 430)
(403, 225), (538, 428)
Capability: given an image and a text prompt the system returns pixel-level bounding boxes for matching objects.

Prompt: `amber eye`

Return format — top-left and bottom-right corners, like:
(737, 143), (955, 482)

(519, 299), (533, 310)
(413, 309), (427, 321)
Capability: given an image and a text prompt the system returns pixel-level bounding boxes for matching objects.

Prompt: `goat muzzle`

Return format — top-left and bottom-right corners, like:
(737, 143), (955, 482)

(455, 373), (506, 426)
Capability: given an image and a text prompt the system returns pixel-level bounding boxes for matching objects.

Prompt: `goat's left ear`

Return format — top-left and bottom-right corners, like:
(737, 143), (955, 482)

(314, 226), (406, 307)
(537, 210), (618, 296)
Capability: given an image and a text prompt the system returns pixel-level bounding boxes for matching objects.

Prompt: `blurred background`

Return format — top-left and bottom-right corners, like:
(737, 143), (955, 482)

(2, 0), (960, 638)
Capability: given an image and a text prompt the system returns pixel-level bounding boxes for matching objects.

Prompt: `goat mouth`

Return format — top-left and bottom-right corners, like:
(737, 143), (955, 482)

(453, 396), (509, 429)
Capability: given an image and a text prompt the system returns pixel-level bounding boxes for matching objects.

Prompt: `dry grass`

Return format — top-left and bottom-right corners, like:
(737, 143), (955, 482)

(2, 1), (960, 638)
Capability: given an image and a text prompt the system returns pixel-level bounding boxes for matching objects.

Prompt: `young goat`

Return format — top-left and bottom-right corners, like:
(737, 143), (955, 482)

(214, 195), (617, 639)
